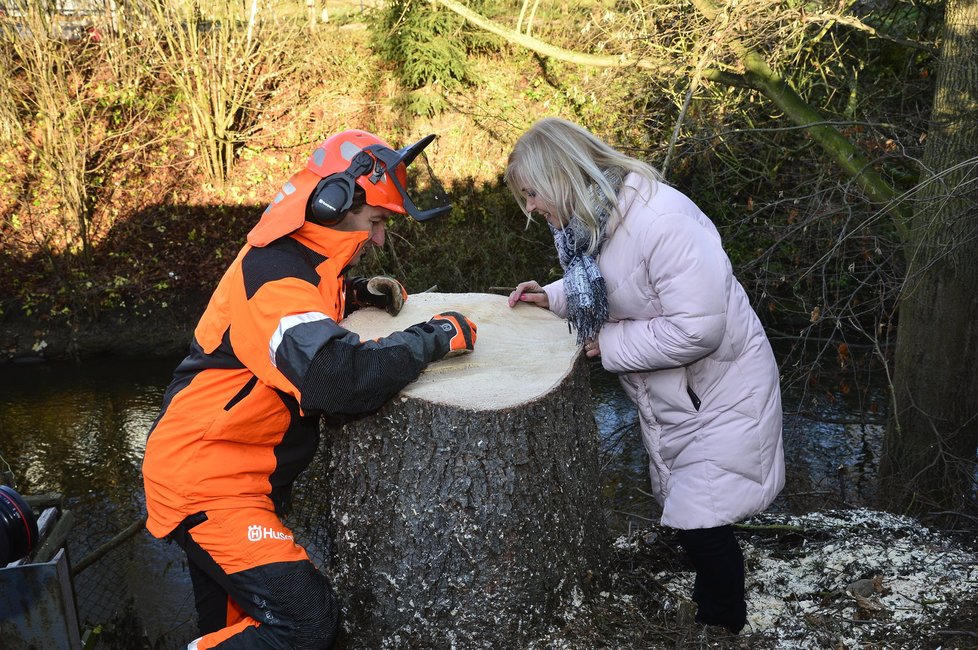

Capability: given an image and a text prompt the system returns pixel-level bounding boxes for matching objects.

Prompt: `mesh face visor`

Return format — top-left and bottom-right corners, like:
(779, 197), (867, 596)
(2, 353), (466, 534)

(365, 135), (452, 222)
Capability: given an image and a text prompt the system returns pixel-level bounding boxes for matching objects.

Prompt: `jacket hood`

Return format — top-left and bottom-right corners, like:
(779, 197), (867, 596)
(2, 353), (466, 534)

(246, 166), (371, 273)
(247, 169), (320, 248)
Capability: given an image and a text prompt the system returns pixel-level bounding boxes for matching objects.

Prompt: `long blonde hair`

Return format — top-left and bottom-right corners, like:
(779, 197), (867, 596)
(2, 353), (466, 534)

(504, 117), (662, 253)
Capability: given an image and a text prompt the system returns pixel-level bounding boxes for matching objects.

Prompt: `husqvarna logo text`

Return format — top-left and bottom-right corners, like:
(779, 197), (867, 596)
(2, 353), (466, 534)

(247, 524), (294, 543)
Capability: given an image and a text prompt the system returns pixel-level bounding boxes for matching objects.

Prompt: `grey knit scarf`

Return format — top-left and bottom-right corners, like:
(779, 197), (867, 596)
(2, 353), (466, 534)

(549, 168), (624, 345)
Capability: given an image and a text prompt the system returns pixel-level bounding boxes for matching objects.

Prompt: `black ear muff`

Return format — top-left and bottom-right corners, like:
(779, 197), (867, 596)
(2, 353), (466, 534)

(307, 151), (375, 226)
(307, 177), (353, 226)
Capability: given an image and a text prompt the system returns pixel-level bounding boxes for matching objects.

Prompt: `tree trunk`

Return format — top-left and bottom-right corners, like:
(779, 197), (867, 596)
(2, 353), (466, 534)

(295, 293), (607, 648)
(880, 0), (978, 514)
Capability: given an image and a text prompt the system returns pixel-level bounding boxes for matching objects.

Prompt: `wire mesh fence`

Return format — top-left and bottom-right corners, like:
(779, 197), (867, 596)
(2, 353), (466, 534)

(67, 502), (197, 648)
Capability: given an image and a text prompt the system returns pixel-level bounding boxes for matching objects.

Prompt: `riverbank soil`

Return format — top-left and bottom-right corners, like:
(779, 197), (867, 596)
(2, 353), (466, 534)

(0, 305), (200, 364)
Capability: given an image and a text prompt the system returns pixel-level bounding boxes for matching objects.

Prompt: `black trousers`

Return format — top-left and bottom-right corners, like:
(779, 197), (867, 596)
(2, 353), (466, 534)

(676, 525), (747, 633)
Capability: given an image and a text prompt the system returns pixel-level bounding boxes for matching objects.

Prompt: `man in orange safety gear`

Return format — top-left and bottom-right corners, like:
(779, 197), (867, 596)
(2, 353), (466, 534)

(142, 130), (477, 649)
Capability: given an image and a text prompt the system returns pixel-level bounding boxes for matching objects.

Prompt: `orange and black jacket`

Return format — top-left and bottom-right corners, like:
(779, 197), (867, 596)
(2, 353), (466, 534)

(142, 222), (452, 539)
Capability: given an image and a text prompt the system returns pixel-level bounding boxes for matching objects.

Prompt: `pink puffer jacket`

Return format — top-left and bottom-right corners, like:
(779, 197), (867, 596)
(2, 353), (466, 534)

(545, 173), (784, 529)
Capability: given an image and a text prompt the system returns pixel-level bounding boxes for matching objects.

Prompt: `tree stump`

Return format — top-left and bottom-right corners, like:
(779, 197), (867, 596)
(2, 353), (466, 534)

(326, 292), (607, 648)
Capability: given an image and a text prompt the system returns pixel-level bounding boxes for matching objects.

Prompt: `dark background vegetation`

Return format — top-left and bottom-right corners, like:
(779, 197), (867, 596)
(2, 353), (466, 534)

(0, 0), (938, 376)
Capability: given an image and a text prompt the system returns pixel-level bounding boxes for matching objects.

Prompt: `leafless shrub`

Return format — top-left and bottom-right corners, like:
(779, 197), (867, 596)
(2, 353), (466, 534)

(0, 44), (20, 145)
(0, 0), (160, 259)
(1, 0), (98, 256)
(135, 0), (305, 184)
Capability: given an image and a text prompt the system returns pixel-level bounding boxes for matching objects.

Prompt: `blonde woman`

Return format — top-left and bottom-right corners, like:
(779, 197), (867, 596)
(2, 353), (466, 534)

(506, 117), (784, 633)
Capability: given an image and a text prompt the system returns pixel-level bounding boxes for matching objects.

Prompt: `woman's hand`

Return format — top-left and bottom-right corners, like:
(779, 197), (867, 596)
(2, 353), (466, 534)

(508, 281), (549, 309)
(583, 338), (601, 358)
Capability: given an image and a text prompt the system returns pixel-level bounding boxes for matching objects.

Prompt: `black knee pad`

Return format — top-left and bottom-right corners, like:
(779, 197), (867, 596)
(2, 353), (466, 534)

(278, 562), (340, 649)
(230, 560), (340, 649)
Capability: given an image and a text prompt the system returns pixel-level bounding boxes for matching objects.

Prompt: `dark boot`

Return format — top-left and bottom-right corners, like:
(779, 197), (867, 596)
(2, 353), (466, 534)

(677, 525), (747, 634)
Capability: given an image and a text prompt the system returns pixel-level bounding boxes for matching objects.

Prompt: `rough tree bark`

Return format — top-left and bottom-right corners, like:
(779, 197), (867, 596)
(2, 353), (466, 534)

(880, 0), (978, 514)
(297, 293), (607, 648)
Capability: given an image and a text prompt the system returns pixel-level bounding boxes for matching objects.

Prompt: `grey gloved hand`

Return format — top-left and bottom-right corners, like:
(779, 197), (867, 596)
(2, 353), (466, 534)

(349, 276), (408, 316)
(367, 276), (407, 316)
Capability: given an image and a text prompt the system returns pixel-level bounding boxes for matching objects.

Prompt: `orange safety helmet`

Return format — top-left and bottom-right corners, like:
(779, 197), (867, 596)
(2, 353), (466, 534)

(248, 130), (450, 247)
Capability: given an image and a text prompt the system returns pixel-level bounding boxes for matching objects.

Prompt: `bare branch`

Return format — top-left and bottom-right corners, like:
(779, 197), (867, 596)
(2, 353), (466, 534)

(434, 0), (676, 73)
(802, 12), (939, 55)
